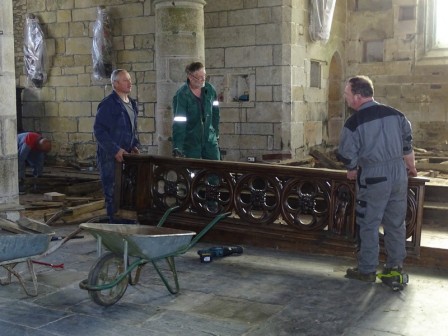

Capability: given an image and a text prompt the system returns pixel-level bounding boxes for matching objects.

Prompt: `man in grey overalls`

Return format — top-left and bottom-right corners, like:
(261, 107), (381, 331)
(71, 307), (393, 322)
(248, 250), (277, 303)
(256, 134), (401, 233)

(338, 76), (417, 283)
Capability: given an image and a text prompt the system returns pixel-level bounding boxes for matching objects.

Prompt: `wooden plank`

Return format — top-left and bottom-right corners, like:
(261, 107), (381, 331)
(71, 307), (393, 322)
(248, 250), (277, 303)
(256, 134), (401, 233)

(60, 208), (107, 224)
(30, 201), (64, 207)
(16, 217), (54, 234)
(64, 180), (102, 196)
(428, 157), (448, 164)
(65, 199), (105, 218)
(416, 162), (448, 173)
(0, 218), (29, 234)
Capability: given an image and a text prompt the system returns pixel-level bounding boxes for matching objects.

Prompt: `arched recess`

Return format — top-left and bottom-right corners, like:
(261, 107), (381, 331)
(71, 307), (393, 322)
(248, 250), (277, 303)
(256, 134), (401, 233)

(326, 51), (344, 146)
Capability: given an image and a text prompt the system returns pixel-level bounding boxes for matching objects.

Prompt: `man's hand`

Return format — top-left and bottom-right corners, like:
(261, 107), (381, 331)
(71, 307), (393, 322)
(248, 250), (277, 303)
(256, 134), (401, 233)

(347, 169), (357, 180)
(172, 148), (185, 158)
(114, 148), (128, 162)
(407, 167), (418, 177)
(131, 147), (140, 154)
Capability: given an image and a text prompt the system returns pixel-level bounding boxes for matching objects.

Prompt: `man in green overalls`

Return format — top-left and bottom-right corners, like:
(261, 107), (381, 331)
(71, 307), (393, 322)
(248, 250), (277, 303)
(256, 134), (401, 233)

(172, 62), (220, 160)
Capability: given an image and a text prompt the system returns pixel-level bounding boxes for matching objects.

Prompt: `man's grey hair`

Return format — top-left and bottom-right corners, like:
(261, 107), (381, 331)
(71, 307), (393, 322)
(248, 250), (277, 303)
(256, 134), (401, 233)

(110, 69), (126, 86)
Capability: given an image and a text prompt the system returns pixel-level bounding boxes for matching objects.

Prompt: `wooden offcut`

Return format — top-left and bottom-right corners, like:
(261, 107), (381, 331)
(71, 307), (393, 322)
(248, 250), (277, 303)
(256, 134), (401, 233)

(43, 192), (66, 201)
(63, 200), (104, 218)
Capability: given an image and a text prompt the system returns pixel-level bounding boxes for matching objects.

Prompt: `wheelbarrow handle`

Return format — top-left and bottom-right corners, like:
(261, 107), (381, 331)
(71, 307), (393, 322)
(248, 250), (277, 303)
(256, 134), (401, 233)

(178, 212), (232, 254)
(157, 205), (180, 227)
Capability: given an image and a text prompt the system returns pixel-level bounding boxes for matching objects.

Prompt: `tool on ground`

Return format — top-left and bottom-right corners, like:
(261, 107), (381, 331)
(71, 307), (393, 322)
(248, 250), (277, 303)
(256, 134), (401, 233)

(197, 246), (243, 263)
(51, 235), (84, 241)
(377, 269), (409, 291)
(32, 260), (64, 269)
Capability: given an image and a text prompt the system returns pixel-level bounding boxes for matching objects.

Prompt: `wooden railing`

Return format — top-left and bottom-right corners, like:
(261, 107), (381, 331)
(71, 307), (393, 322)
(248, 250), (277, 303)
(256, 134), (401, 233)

(115, 155), (427, 257)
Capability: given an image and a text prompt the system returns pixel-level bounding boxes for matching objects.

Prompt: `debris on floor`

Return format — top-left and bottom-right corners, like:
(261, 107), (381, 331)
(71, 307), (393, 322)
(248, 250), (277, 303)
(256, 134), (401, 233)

(19, 165), (106, 225)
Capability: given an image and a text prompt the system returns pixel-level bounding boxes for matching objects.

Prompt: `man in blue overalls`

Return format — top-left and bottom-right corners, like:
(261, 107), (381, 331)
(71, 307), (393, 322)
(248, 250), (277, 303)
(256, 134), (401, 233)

(338, 76), (417, 284)
(94, 69), (140, 223)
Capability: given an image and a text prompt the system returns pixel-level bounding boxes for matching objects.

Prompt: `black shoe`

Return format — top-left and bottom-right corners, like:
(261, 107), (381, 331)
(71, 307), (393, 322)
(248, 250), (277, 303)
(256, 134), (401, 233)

(345, 267), (376, 282)
(19, 182), (27, 195)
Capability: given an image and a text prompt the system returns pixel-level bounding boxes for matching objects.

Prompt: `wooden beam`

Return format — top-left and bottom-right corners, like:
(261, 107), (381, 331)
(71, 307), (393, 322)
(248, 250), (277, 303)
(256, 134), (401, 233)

(63, 199), (105, 218)
(416, 162), (448, 173)
(309, 149), (344, 169)
(64, 180), (102, 195)
(0, 218), (29, 234)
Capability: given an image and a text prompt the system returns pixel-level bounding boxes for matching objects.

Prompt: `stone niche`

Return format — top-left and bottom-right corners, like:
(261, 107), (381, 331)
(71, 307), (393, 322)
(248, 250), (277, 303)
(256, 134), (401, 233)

(208, 71), (255, 106)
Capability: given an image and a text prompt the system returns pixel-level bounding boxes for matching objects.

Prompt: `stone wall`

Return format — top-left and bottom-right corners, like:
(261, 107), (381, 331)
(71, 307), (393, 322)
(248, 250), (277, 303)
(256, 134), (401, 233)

(204, 0), (347, 161)
(346, 0), (448, 150)
(12, 0), (346, 163)
(1, 0), (19, 205)
(13, 0), (156, 164)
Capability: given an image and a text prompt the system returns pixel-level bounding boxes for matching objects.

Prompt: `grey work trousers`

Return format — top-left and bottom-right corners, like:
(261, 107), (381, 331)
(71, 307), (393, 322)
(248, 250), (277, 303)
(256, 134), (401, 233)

(355, 159), (408, 273)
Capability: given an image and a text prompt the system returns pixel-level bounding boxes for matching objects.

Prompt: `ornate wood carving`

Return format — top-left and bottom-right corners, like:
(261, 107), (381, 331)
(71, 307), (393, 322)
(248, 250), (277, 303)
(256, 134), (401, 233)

(116, 155), (427, 256)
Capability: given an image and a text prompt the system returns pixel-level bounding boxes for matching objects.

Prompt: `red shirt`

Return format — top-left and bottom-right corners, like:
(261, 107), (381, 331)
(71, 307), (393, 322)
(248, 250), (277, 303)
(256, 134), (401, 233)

(24, 132), (42, 150)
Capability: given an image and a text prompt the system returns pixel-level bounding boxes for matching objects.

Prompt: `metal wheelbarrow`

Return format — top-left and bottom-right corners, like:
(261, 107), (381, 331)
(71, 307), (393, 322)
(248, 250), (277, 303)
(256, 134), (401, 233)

(79, 207), (230, 306)
(0, 233), (53, 296)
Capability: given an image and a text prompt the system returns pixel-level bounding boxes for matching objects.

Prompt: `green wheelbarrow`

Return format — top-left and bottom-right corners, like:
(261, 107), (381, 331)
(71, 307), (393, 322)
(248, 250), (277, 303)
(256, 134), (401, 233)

(79, 208), (230, 307)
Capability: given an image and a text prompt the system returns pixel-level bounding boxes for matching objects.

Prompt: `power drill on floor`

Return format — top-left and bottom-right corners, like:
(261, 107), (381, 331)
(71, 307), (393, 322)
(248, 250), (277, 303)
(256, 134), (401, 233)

(197, 246), (243, 263)
(377, 269), (409, 291)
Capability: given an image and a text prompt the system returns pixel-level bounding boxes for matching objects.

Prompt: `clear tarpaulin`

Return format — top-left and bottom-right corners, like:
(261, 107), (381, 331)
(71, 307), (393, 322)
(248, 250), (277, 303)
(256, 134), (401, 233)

(309, 0), (336, 43)
(24, 14), (47, 88)
(92, 6), (113, 80)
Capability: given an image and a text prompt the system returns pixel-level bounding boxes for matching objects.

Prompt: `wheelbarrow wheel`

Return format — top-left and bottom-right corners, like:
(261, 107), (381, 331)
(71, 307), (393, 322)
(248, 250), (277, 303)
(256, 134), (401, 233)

(87, 252), (129, 306)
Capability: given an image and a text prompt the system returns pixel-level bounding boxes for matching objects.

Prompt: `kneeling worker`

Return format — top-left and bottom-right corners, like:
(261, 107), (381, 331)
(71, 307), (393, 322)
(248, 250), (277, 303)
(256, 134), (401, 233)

(17, 132), (52, 194)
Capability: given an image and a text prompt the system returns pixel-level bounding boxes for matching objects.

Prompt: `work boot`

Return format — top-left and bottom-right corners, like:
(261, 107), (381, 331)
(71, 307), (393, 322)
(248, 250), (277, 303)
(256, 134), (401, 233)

(345, 267), (376, 282)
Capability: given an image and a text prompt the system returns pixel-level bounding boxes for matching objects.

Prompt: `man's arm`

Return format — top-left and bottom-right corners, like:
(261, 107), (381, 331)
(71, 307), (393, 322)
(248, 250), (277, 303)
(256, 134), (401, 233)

(404, 151), (417, 177)
(93, 101), (121, 157)
(172, 91), (187, 156)
(17, 142), (31, 179)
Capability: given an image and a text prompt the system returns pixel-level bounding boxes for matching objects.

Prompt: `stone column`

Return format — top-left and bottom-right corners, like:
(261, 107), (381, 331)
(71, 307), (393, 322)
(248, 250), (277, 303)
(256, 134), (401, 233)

(0, 0), (19, 207)
(154, 0), (206, 156)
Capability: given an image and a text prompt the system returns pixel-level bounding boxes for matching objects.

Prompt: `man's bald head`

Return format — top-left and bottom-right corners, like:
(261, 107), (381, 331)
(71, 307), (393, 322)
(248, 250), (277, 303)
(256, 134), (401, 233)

(38, 138), (52, 153)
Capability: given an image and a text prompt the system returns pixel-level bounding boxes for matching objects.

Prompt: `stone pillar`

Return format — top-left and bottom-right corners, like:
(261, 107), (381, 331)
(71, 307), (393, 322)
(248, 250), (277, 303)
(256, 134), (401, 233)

(154, 0), (206, 156)
(0, 0), (19, 207)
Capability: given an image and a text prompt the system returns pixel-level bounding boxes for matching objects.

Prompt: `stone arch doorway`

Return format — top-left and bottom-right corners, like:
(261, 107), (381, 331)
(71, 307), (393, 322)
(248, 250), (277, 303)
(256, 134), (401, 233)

(325, 52), (344, 146)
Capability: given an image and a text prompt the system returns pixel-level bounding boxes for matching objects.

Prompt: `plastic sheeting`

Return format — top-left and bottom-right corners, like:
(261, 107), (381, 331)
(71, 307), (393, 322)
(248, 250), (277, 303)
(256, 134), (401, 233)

(24, 14), (47, 88)
(309, 0), (336, 43)
(92, 6), (113, 80)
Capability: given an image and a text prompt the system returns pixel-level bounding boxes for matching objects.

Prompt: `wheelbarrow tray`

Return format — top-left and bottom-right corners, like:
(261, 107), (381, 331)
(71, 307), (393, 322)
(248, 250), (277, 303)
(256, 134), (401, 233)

(0, 233), (52, 263)
(79, 223), (196, 260)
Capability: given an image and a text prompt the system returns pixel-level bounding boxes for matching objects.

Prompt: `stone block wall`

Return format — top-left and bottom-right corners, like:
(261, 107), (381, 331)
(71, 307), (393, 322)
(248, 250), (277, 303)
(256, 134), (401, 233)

(205, 0), (347, 161)
(1, 0), (19, 205)
(12, 0), (346, 164)
(13, 0), (156, 164)
(346, 0), (448, 150)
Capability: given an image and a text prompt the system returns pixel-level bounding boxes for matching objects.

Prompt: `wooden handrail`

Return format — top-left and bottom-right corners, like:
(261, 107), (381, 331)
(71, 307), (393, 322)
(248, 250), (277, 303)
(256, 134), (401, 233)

(115, 155), (427, 257)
